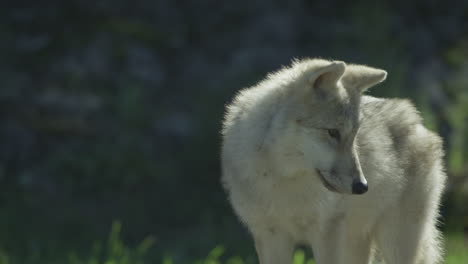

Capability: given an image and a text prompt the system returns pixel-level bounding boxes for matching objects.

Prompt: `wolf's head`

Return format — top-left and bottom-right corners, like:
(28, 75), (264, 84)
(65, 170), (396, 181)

(275, 59), (387, 195)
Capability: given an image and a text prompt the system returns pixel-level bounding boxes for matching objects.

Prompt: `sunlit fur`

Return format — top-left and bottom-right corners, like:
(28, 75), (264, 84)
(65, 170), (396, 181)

(221, 58), (446, 264)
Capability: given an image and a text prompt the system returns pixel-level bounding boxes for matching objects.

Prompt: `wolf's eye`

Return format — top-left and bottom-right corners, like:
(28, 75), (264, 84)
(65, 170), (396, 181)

(327, 129), (340, 141)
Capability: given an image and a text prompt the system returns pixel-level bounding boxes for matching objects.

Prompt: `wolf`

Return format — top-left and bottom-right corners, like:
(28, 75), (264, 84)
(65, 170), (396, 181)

(221, 58), (446, 264)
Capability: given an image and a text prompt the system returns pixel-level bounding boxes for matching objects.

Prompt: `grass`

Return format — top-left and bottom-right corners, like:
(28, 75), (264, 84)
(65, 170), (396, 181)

(0, 222), (465, 264)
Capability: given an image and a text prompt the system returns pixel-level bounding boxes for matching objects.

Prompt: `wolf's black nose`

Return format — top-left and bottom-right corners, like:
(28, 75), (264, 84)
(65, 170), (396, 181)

(352, 181), (368, 194)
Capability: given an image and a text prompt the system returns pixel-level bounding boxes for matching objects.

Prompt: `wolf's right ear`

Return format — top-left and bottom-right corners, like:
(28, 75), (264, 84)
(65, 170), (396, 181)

(309, 61), (346, 98)
(341, 64), (387, 93)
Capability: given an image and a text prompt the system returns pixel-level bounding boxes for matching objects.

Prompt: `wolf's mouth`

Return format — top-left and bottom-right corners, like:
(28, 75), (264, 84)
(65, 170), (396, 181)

(316, 169), (339, 193)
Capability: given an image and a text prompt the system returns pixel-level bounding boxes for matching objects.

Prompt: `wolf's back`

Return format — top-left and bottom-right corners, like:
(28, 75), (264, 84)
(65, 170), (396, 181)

(358, 96), (446, 188)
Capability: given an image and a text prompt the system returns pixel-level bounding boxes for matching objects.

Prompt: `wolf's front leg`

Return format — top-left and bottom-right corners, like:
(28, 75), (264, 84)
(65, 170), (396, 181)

(310, 220), (372, 264)
(337, 227), (372, 264)
(309, 221), (343, 264)
(253, 228), (294, 264)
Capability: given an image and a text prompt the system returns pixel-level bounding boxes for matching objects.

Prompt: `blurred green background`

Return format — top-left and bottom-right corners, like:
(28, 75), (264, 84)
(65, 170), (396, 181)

(0, 0), (467, 263)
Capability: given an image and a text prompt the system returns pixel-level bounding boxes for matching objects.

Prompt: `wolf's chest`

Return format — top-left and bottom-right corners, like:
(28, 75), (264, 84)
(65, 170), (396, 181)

(257, 177), (342, 223)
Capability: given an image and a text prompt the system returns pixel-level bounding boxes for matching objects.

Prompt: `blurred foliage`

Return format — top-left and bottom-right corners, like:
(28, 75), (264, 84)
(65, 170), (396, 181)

(443, 39), (468, 175)
(0, 0), (467, 263)
(0, 224), (465, 264)
(67, 221), (155, 264)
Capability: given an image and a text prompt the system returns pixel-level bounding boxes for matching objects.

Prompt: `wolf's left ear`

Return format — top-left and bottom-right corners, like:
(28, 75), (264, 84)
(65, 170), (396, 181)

(341, 64), (387, 93)
(310, 61), (346, 97)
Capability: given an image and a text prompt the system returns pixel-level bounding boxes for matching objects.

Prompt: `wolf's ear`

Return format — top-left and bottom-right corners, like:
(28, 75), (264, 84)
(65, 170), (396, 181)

(341, 64), (387, 93)
(310, 61), (346, 97)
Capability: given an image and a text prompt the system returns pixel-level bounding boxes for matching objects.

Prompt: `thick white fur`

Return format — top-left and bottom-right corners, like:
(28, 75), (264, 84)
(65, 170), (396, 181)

(221, 58), (446, 264)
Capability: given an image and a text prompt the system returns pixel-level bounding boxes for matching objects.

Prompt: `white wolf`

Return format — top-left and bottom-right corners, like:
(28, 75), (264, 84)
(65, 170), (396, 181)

(221, 58), (446, 264)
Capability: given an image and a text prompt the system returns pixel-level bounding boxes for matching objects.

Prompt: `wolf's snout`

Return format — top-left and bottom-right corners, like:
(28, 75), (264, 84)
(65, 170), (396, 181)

(352, 181), (368, 195)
